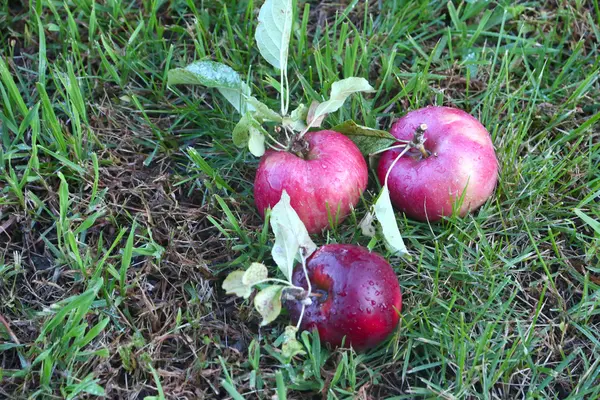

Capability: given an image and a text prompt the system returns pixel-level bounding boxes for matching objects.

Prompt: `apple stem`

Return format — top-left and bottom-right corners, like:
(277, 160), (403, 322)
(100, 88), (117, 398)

(300, 254), (312, 298)
(267, 142), (286, 151)
(384, 145), (411, 187)
(283, 126), (292, 143)
(266, 131), (288, 151)
(256, 278), (297, 286)
(381, 124), (430, 186)
(410, 123), (430, 159)
(293, 251), (313, 329)
(369, 142), (409, 157)
(296, 304), (306, 330)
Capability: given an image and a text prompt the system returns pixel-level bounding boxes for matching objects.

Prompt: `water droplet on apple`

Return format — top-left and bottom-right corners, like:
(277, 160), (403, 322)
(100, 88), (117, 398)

(369, 281), (374, 286)
(371, 300), (376, 306)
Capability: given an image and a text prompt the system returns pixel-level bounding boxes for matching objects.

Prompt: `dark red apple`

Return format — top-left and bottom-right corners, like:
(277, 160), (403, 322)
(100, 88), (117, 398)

(254, 130), (368, 234)
(377, 106), (498, 222)
(286, 244), (402, 351)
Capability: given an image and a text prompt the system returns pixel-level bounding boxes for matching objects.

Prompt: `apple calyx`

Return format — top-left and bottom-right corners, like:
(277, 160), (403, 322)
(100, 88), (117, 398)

(409, 123), (430, 159)
(288, 136), (311, 159)
(282, 286), (315, 306)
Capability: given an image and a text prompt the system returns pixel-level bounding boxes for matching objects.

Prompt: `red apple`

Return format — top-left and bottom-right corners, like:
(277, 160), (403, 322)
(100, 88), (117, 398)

(254, 130), (368, 234)
(285, 244), (402, 351)
(377, 106), (498, 222)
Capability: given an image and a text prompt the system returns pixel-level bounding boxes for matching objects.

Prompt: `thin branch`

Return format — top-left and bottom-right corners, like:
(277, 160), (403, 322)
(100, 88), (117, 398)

(369, 143), (408, 157)
(296, 304), (306, 330)
(384, 145), (411, 186)
(280, 68), (285, 116)
(0, 314), (20, 345)
(300, 251), (312, 296)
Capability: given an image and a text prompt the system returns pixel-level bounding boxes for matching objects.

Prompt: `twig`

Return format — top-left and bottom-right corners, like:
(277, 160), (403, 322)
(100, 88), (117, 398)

(0, 215), (16, 236)
(296, 304), (306, 331)
(384, 145), (412, 186)
(296, 250), (312, 330)
(0, 313), (20, 345)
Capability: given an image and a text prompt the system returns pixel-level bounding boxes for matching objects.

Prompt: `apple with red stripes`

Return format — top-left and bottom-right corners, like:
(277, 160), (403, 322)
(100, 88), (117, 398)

(254, 130), (368, 234)
(378, 106), (499, 222)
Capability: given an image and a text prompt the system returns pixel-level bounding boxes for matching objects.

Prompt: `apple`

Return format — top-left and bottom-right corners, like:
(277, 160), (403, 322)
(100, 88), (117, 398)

(285, 244), (402, 351)
(254, 130), (368, 234)
(377, 106), (498, 222)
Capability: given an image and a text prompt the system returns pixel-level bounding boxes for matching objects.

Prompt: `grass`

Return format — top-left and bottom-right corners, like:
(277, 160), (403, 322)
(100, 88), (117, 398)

(0, 0), (599, 398)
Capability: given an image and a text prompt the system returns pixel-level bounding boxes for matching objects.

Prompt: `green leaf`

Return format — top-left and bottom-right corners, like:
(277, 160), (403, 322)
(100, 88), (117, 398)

(308, 78), (374, 128)
(39, 146), (86, 174)
(218, 83), (254, 114)
(254, 285), (284, 326)
(283, 103), (308, 131)
(282, 337), (306, 360)
(276, 370), (288, 399)
(40, 279), (103, 337)
(167, 60), (241, 88)
(232, 122), (249, 147)
(306, 100), (325, 129)
(186, 148), (235, 192)
(270, 190), (317, 281)
(223, 270), (252, 299)
(167, 60), (252, 114)
(233, 102), (280, 151)
(232, 113), (258, 148)
(574, 209), (600, 235)
(281, 325), (306, 360)
(0, 343), (24, 351)
(242, 262), (268, 286)
(221, 381), (245, 400)
(332, 120), (397, 155)
(374, 185), (410, 259)
(65, 378), (105, 400)
(255, 0), (293, 71)
(247, 97), (282, 122)
(120, 221), (136, 296)
(146, 362), (166, 400)
(75, 317), (110, 349)
(248, 126), (266, 157)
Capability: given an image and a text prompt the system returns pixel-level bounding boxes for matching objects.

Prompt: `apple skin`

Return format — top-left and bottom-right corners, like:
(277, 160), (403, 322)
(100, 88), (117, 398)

(286, 244), (402, 351)
(377, 106), (498, 222)
(254, 130), (368, 234)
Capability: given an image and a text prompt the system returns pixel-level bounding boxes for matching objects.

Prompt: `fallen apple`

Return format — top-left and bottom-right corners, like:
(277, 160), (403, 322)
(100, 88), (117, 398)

(285, 244), (402, 351)
(254, 130), (368, 234)
(377, 106), (498, 221)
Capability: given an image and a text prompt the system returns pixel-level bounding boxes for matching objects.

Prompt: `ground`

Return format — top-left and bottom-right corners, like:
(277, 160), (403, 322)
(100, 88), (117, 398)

(1, 0), (599, 399)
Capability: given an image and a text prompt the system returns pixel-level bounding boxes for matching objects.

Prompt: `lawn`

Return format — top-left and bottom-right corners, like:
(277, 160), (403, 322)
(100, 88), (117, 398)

(1, 0), (599, 398)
